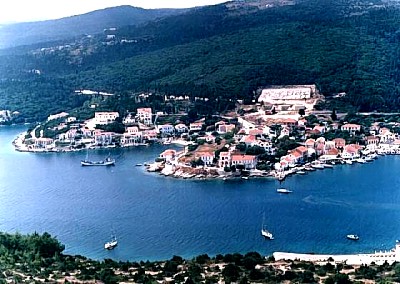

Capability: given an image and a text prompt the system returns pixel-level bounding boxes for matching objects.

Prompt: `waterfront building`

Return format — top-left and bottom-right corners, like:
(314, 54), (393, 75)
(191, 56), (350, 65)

(94, 131), (114, 146)
(218, 152), (231, 168)
(33, 137), (54, 149)
(231, 154), (257, 169)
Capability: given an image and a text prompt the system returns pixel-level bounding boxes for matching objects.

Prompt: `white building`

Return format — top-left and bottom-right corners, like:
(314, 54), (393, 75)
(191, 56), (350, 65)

(157, 124), (175, 134)
(94, 112), (119, 125)
(137, 108), (152, 125)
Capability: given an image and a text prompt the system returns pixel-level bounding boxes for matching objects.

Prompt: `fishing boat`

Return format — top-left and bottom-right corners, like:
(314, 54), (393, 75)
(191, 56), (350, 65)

(81, 151), (115, 166)
(261, 214), (274, 240)
(277, 188), (293, 194)
(104, 235), (118, 250)
(346, 234), (359, 241)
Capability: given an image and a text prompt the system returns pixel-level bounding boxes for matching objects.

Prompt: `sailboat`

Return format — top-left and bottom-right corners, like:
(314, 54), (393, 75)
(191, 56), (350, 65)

(104, 235), (118, 250)
(261, 213), (274, 240)
(81, 150), (115, 166)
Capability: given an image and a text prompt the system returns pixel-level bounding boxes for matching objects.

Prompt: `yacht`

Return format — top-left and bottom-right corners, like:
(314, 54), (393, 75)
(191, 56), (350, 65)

(346, 234), (359, 241)
(104, 236), (118, 250)
(277, 188), (293, 194)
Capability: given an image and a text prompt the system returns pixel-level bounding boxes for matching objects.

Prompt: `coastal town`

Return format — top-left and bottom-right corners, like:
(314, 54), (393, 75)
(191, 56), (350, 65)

(11, 84), (400, 181)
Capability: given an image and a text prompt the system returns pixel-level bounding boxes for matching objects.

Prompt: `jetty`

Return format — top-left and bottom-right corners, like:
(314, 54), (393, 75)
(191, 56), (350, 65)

(274, 240), (400, 265)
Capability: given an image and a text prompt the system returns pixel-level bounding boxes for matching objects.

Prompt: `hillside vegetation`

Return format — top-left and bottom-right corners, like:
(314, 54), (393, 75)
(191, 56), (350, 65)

(0, 0), (399, 122)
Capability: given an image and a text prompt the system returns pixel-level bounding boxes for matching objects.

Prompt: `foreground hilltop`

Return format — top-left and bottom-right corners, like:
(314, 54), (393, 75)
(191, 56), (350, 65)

(1, 231), (399, 283)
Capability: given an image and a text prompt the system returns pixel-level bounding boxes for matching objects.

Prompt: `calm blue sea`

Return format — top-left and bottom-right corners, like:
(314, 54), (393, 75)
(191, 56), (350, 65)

(0, 125), (400, 261)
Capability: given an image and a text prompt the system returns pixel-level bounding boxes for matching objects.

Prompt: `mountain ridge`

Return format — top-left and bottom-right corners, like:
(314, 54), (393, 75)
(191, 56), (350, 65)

(0, 5), (188, 49)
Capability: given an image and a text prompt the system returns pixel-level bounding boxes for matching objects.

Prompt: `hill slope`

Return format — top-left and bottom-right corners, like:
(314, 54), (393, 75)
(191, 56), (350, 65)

(0, 5), (187, 49)
(0, 0), (399, 122)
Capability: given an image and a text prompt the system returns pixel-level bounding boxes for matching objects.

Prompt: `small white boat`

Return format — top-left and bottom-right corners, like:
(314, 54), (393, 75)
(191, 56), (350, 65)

(242, 176), (249, 180)
(297, 171), (306, 175)
(355, 158), (366, 164)
(277, 188), (293, 194)
(345, 160), (353, 165)
(135, 163), (143, 166)
(261, 213), (274, 240)
(104, 235), (118, 250)
(346, 234), (359, 241)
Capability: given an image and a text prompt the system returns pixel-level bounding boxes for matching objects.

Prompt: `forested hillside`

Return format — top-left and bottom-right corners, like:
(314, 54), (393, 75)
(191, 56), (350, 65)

(0, 0), (399, 122)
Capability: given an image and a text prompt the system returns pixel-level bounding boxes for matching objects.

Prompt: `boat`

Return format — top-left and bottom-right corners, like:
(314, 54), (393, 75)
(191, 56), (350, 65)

(135, 163), (143, 166)
(355, 158), (366, 164)
(277, 188), (293, 194)
(297, 171), (306, 175)
(344, 159), (353, 165)
(241, 176), (249, 180)
(261, 214), (274, 240)
(104, 235), (118, 250)
(81, 151), (115, 166)
(346, 234), (359, 241)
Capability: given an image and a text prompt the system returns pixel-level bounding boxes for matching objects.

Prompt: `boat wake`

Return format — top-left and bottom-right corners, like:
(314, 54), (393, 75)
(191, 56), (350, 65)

(302, 195), (353, 208)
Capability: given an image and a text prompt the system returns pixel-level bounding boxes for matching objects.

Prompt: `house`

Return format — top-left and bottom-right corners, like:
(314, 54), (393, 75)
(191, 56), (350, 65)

(143, 130), (158, 140)
(341, 123), (361, 135)
(65, 116), (77, 123)
(137, 108), (152, 125)
(175, 124), (188, 133)
(126, 126), (140, 135)
(333, 138), (346, 149)
(365, 136), (380, 146)
(319, 148), (340, 161)
(379, 128), (395, 143)
(218, 152), (231, 168)
(157, 124), (175, 135)
(189, 122), (204, 132)
(160, 149), (177, 162)
(241, 135), (257, 146)
(341, 144), (360, 159)
(238, 117), (256, 132)
(94, 131), (114, 145)
(121, 133), (141, 146)
(279, 126), (290, 138)
(231, 154), (257, 169)
(218, 124), (236, 134)
(305, 138), (316, 149)
(195, 152), (215, 166)
(123, 114), (136, 125)
(94, 112), (119, 125)
(313, 125), (326, 134)
(33, 138), (54, 149)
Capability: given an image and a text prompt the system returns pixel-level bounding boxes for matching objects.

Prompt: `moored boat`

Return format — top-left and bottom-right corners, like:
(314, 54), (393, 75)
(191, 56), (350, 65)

(277, 188), (293, 194)
(104, 235), (118, 250)
(346, 234), (359, 241)
(81, 156), (115, 166)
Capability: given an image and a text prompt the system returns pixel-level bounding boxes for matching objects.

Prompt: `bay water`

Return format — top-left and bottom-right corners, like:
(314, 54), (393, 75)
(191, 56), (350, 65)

(1, 125), (399, 261)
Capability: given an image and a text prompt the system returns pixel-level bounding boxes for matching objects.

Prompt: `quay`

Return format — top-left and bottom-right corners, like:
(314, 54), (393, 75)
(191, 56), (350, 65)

(273, 240), (400, 265)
